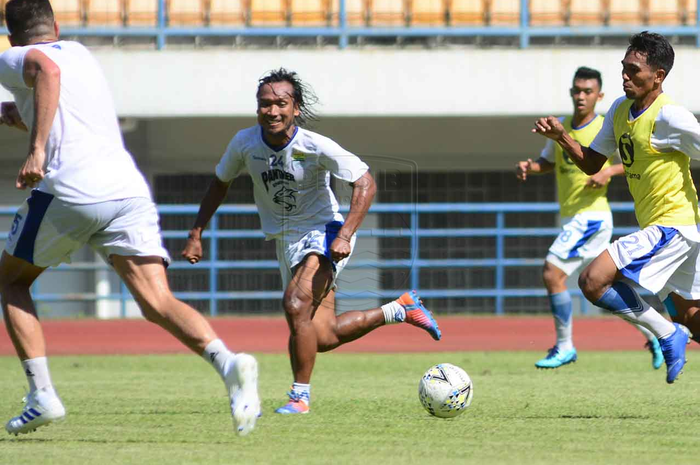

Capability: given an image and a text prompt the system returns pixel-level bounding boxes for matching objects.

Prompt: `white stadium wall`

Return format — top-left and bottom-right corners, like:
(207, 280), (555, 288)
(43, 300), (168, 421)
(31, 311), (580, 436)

(2, 47), (700, 118)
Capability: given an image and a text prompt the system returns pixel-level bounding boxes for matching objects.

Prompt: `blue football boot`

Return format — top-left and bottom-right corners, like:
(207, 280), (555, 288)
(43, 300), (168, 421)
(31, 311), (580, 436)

(645, 337), (664, 370)
(535, 346), (577, 369)
(659, 323), (690, 384)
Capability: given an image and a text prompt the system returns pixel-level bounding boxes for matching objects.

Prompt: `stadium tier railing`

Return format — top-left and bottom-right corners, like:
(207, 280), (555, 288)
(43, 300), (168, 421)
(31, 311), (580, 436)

(0, 202), (639, 317)
(1, 0), (700, 49)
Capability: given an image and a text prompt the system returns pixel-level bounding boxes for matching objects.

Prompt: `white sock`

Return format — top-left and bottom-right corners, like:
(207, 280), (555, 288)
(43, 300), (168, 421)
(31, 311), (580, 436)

(201, 339), (234, 380)
(292, 382), (311, 404)
(22, 357), (53, 393)
(554, 315), (573, 351)
(381, 301), (406, 324)
(623, 303), (675, 339)
(635, 324), (657, 342)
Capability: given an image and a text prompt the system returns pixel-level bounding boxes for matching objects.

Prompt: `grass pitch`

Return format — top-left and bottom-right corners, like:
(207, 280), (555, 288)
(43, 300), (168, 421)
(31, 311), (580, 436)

(1, 351), (698, 465)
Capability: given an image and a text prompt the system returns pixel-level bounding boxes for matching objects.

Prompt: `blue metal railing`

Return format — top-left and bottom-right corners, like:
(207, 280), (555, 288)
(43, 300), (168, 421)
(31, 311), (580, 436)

(1, 0), (699, 49)
(0, 202), (639, 317)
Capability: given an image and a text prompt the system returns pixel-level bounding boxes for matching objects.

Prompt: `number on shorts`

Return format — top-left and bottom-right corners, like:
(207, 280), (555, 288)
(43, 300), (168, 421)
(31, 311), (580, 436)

(557, 230), (572, 243)
(618, 235), (644, 256)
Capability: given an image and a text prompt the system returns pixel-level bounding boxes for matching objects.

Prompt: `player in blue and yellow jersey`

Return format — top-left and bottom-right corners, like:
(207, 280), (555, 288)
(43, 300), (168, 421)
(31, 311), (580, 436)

(533, 32), (697, 384)
(517, 67), (662, 370)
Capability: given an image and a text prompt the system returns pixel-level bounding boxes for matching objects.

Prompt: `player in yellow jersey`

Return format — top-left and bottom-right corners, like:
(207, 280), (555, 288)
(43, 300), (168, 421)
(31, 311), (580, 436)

(517, 67), (662, 370)
(533, 32), (696, 384)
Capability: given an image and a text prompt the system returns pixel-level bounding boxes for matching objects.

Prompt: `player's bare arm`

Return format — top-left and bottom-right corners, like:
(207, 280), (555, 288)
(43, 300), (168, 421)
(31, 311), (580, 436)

(586, 163), (624, 188)
(15, 48), (60, 190)
(532, 116), (607, 175)
(0, 101), (28, 131)
(330, 170), (376, 262)
(182, 176), (231, 264)
(515, 157), (554, 182)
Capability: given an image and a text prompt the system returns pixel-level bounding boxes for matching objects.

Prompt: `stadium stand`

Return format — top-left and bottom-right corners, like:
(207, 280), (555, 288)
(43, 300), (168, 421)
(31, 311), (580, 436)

(568, 0), (606, 25)
(529, 0), (566, 26)
(1, 1), (699, 49)
(369, 0), (407, 26)
(331, 0), (367, 25)
(209, 0), (247, 26)
(125, 0), (159, 26)
(85, 0), (125, 26)
(489, 0), (519, 25)
(290, 0), (332, 26)
(249, 0), (287, 26)
(608, 0), (646, 25)
(52, 0), (84, 27)
(410, 0), (446, 26)
(167, 0), (206, 26)
(449, 0), (486, 26)
(688, 0), (697, 23)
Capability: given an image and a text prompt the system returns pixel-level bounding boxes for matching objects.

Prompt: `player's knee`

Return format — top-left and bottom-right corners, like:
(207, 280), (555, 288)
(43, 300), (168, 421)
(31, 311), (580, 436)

(577, 269), (601, 300)
(282, 293), (312, 323)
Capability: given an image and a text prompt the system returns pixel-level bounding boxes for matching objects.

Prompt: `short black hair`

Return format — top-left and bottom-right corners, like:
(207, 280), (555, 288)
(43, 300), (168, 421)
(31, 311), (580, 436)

(257, 68), (319, 127)
(573, 66), (602, 90)
(5, 0), (55, 44)
(627, 31), (674, 76)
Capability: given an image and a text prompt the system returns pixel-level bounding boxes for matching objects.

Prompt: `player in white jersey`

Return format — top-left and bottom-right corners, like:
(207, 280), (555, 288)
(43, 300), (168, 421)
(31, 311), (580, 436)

(0, 0), (259, 437)
(182, 69), (442, 415)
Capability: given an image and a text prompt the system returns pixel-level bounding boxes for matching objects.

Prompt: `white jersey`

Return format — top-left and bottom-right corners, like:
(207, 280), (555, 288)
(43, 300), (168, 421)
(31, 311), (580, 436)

(0, 41), (151, 204)
(216, 126), (369, 239)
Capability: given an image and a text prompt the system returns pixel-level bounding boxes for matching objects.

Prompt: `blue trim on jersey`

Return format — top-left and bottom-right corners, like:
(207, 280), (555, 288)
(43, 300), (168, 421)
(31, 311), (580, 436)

(260, 126), (299, 152)
(324, 220), (343, 271)
(619, 226), (678, 283)
(571, 115), (599, 130)
(630, 103), (652, 119)
(14, 190), (54, 265)
(567, 220), (603, 259)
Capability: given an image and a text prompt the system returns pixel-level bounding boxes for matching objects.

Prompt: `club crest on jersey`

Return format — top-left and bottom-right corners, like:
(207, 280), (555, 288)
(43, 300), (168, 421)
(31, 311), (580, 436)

(273, 186), (297, 212)
(292, 151), (307, 162)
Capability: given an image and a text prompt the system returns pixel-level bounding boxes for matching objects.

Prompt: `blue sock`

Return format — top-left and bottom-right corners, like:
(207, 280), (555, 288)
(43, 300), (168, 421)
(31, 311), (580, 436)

(594, 281), (643, 314)
(549, 291), (573, 350)
(663, 296), (677, 318)
(594, 281), (674, 339)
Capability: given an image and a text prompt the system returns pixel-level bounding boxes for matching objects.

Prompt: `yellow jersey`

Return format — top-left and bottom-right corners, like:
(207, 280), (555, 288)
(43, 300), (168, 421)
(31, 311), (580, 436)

(612, 94), (700, 229)
(551, 115), (611, 218)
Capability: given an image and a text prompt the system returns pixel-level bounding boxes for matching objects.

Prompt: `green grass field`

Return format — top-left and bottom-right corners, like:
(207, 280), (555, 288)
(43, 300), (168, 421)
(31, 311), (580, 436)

(1, 352), (698, 465)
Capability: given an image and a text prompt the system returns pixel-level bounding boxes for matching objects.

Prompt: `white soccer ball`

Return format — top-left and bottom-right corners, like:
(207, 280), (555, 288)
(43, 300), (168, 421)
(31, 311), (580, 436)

(418, 363), (473, 418)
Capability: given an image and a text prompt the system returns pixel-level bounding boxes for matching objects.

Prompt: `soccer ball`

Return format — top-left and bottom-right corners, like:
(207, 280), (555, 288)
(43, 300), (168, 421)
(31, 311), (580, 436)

(418, 363), (473, 418)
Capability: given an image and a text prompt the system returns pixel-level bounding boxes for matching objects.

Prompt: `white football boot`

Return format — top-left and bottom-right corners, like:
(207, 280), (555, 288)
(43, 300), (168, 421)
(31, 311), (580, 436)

(6, 387), (66, 436)
(224, 353), (260, 436)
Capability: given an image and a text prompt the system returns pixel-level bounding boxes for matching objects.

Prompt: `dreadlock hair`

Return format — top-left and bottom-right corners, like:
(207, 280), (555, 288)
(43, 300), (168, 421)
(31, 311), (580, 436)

(257, 68), (319, 127)
(5, 0), (55, 46)
(627, 31), (674, 77)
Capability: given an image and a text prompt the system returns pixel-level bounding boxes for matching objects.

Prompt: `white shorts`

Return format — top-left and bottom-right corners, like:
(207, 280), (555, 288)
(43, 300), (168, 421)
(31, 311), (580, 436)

(545, 211), (613, 276)
(5, 190), (171, 268)
(608, 225), (700, 300)
(275, 220), (356, 291)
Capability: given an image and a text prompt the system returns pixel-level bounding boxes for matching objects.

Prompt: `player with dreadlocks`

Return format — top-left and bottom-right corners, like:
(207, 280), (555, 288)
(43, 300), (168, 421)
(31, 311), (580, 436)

(183, 68), (442, 414)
